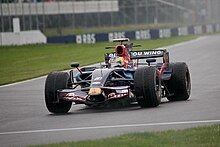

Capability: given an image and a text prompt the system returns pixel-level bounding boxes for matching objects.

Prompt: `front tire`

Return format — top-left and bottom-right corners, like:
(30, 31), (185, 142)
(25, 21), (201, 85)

(134, 67), (161, 107)
(166, 62), (191, 101)
(45, 72), (72, 114)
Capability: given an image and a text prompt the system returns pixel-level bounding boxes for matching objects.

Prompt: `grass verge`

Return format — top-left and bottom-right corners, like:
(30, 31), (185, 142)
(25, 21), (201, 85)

(44, 23), (181, 36)
(0, 35), (196, 85)
(30, 124), (220, 147)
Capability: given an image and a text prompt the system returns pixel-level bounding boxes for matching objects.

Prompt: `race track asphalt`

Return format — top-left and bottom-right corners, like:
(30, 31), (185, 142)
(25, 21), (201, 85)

(0, 35), (220, 147)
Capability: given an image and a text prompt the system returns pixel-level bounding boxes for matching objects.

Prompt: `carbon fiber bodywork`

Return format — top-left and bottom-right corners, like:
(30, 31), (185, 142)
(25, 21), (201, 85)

(45, 38), (190, 112)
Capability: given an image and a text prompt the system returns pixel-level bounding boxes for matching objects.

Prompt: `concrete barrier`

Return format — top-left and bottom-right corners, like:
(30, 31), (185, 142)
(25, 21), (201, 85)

(0, 30), (46, 46)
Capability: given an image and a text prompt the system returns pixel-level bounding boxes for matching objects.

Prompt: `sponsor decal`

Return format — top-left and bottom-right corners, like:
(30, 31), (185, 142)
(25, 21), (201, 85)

(66, 93), (75, 97)
(64, 93), (86, 101)
(92, 82), (101, 85)
(65, 97), (86, 101)
(159, 29), (171, 38)
(108, 32), (125, 42)
(131, 50), (163, 57)
(76, 33), (96, 44)
(135, 30), (151, 40)
(94, 77), (102, 81)
(116, 89), (128, 94)
(108, 50), (164, 59)
(108, 53), (117, 58)
(108, 92), (127, 99)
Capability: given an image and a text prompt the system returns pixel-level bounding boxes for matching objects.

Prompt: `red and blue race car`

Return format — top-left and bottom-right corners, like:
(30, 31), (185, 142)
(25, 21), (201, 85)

(45, 38), (191, 113)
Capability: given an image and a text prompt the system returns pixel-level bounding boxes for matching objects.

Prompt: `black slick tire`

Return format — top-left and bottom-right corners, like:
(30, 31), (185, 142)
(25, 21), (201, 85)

(166, 62), (191, 101)
(45, 72), (72, 114)
(134, 66), (161, 107)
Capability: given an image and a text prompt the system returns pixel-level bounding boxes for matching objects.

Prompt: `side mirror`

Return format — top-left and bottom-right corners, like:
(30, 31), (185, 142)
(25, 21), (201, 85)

(71, 62), (80, 68)
(146, 59), (156, 66)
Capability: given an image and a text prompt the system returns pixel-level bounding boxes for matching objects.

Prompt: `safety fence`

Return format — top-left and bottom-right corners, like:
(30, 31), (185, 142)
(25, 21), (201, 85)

(1, 0), (220, 36)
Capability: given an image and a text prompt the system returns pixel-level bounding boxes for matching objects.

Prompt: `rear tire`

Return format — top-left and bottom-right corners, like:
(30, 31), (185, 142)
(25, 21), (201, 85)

(134, 67), (161, 107)
(166, 62), (191, 101)
(45, 72), (72, 114)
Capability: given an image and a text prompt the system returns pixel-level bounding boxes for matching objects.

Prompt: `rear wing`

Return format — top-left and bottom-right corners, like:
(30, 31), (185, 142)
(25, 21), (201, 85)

(105, 49), (169, 63)
(130, 49), (164, 59)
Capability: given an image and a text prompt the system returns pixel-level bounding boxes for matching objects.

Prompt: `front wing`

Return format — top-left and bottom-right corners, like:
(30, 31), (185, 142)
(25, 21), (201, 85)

(57, 86), (134, 105)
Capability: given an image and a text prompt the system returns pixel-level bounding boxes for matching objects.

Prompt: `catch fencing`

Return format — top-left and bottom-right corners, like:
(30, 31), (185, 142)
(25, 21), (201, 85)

(0, 0), (220, 45)
(1, 0), (220, 38)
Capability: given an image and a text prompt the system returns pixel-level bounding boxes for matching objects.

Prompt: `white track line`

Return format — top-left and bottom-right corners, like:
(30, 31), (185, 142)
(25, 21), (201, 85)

(0, 119), (219, 135)
(0, 76), (47, 88)
(0, 36), (208, 89)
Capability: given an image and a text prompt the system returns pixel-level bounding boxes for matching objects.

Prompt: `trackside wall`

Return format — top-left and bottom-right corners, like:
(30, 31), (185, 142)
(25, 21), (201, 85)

(0, 30), (46, 46)
(47, 23), (220, 44)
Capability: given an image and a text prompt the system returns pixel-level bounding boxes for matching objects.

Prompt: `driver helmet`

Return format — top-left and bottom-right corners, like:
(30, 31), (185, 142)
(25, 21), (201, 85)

(115, 56), (124, 66)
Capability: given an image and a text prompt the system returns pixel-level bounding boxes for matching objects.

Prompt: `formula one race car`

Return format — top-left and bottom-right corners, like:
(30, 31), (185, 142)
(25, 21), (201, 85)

(45, 38), (191, 114)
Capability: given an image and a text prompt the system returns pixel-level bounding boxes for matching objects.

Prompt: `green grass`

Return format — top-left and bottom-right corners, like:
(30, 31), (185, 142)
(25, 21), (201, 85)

(30, 124), (220, 147)
(44, 23), (183, 36)
(0, 35), (196, 85)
